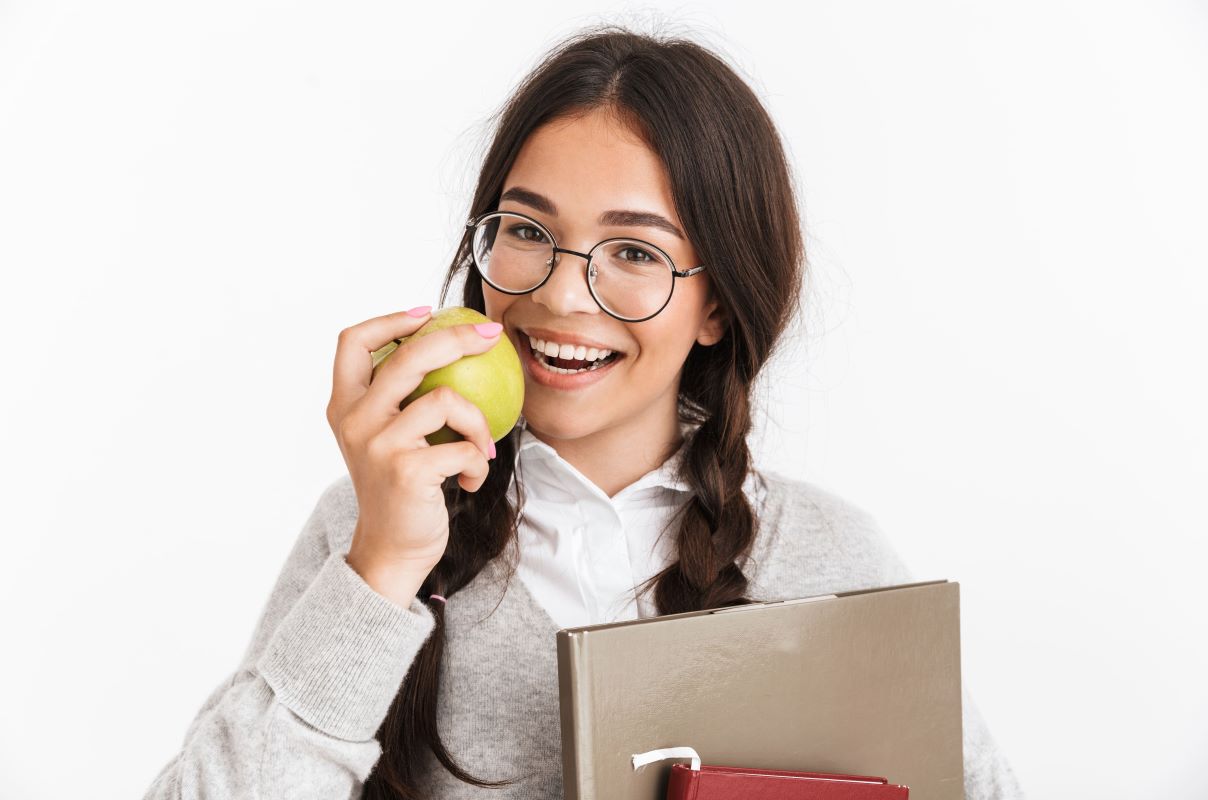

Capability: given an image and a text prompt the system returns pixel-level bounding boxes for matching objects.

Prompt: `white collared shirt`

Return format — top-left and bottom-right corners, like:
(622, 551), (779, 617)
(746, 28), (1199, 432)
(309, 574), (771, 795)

(504, 416), (714, 629)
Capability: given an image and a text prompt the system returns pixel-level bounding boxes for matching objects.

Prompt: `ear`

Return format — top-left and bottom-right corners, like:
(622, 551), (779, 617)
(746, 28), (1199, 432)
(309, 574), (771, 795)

(694, 291), (730, 347)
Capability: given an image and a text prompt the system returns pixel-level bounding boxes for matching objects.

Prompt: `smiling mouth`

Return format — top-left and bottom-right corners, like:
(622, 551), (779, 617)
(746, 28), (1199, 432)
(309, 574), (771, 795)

(529, 346), (622, 373)
(516, 328), (626, 371)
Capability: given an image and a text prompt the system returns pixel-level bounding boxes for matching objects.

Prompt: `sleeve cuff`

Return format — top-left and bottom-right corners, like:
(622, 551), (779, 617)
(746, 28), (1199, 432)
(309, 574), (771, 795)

(257, 551), (437, 741)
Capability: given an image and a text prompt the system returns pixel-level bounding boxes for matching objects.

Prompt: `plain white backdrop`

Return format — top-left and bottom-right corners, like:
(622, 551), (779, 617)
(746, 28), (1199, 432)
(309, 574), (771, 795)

(2, 1), (1205, 797)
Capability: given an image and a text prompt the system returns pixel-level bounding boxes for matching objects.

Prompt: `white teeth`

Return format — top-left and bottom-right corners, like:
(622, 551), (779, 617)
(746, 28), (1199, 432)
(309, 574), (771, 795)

(527, 334), (614, 362)
(531, 349), (615, 375)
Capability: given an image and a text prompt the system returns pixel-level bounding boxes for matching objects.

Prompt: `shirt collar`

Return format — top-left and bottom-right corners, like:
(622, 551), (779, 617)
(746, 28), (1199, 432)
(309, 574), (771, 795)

(513, 415), (701, 498)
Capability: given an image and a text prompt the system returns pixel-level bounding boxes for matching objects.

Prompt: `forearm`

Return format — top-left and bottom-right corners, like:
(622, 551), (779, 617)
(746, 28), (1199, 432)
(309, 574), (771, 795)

(143, 550), (437, 800)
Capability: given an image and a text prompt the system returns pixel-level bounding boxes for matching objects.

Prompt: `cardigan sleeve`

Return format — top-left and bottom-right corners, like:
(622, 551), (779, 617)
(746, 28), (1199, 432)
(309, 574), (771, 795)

(141, 475), (437, 800)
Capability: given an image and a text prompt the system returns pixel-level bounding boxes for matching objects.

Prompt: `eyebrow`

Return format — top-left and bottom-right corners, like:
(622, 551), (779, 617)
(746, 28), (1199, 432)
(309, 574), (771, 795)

(499, 185), (686, 241)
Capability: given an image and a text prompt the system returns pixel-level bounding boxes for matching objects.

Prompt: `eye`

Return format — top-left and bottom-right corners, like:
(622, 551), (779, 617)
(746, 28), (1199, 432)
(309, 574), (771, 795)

(505, 223), (548, 244)
(619, 245), (656, 263)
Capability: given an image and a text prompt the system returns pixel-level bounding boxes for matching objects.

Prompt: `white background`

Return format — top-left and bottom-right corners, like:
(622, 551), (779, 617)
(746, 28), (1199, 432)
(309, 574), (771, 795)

(2, 1), (1205, 797)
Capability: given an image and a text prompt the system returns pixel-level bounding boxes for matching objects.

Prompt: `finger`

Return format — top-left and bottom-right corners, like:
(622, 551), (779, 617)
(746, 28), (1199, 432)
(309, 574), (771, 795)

(420, 440), (492, 493)
(377, 384), (496, 461)
(328, 307), (433, 428)
(362, 320), (503, 421)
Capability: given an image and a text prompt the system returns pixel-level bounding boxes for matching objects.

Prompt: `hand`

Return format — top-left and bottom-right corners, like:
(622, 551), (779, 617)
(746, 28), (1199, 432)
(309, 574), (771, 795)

(326, 307), (502, 579)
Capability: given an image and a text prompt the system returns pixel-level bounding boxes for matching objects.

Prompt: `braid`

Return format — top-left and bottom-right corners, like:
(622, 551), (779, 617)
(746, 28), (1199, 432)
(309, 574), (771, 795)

(648, 356), (763, 615)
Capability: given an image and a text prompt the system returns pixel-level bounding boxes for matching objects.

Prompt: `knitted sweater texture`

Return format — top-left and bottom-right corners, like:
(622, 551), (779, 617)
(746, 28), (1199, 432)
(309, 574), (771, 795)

(143, 469), (1026, 799)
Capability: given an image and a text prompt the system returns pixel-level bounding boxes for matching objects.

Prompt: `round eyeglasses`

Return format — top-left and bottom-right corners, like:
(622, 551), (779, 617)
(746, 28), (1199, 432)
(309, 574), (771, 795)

(464, 210), (707, 323)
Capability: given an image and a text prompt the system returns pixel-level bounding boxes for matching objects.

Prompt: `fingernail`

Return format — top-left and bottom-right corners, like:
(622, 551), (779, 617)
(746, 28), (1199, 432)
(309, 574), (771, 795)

(406, 305), (432, 317)
(488, 440), (497, 459)
(473, 321), (503, 338)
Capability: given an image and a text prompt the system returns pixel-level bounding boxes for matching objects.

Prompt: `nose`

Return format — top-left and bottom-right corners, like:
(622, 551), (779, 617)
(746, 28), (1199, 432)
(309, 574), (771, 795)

(529, 249), (602, 317)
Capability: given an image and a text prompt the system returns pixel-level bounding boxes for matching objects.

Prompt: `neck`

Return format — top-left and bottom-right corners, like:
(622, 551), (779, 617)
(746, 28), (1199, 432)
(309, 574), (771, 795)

(523, 392), (684, 499)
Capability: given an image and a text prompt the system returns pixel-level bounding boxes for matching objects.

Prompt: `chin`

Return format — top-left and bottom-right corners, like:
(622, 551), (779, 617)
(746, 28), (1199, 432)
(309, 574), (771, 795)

(522, 407), (607, 442)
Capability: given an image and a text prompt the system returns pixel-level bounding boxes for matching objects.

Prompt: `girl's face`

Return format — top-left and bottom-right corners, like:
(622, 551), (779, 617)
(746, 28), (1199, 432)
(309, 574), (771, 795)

(483, 108), (728, 445)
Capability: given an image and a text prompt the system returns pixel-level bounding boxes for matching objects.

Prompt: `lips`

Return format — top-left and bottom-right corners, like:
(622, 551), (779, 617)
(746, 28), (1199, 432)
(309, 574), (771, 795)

(519, 333), (625, 390)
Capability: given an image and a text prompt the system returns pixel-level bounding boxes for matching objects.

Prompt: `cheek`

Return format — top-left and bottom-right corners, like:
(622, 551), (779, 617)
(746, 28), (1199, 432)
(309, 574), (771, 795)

(628, 320), (686, 366)
(633, 300), (700, 360)
(482, 282), (514, 319)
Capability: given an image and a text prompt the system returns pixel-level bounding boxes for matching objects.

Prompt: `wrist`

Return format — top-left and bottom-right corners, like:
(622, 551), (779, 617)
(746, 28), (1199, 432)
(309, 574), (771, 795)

(344, 550), (434, 609)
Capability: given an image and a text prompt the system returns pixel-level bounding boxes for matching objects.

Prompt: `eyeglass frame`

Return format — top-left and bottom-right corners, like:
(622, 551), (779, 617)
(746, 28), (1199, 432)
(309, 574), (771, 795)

(464, 209), (707, 323)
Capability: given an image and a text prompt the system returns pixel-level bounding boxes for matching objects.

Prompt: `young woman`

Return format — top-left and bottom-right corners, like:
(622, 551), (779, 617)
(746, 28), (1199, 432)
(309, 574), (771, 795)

(144, 25), (1024, 800)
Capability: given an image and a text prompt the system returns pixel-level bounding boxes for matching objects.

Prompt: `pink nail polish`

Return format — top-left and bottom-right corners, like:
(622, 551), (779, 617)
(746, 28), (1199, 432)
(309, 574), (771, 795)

(474, 322), (503, 338)
(488, 440), (496, 459)
(406, 305), (432, 317)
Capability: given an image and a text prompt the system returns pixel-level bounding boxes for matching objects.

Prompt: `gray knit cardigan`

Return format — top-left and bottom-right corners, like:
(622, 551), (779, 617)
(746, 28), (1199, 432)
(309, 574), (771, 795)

(143, 468), (1026, 799)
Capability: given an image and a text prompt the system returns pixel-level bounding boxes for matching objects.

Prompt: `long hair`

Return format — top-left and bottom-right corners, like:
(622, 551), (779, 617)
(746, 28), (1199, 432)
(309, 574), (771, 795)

(363, 22), (805, 799)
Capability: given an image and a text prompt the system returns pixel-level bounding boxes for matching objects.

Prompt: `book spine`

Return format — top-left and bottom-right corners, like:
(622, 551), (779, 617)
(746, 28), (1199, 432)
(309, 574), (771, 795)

(556, 631), (595, 800)
(665, 765), (700, 800)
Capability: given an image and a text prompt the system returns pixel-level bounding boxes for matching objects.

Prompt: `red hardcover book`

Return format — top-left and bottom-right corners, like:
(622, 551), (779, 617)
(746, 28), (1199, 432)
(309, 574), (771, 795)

(665, 763), (909, 800)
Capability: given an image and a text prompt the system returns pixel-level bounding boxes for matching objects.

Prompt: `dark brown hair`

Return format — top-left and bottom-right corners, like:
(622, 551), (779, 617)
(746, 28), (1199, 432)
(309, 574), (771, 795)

(363, 22), (805, 799)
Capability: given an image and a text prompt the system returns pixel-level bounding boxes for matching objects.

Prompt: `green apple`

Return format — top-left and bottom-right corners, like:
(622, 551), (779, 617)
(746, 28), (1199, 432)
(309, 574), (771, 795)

(370, 306), (524, 446)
